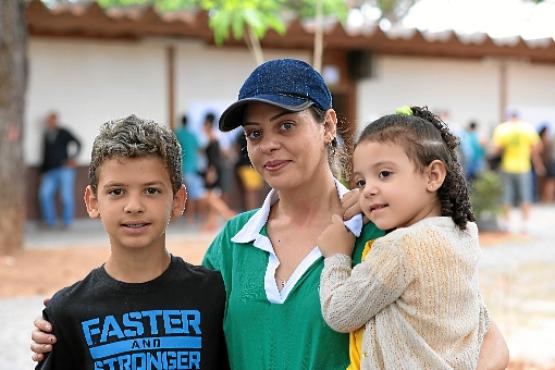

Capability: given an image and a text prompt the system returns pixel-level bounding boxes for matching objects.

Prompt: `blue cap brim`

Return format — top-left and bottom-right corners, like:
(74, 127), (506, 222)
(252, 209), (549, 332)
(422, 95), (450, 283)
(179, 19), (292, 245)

(218, 95), (313, 132)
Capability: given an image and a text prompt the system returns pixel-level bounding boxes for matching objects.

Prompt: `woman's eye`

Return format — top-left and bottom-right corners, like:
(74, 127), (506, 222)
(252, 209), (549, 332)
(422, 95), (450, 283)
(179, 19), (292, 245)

(378, 170), (392, 179)
(280, 122), (294, 131)
(245, 130), (261, 140)
(355, 179), (365, 188)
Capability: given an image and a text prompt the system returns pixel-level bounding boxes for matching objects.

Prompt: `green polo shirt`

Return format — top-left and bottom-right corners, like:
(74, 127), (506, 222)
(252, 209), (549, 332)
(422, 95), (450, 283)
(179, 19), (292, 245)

(203, 198), (383, 369)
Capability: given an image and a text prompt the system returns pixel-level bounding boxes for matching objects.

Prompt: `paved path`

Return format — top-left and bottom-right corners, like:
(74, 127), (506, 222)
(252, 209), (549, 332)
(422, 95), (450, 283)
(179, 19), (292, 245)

(2, 206), (555, 369)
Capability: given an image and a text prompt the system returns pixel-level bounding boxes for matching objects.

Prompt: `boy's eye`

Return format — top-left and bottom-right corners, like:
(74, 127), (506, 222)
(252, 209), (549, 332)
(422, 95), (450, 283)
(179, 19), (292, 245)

(146, 187), (161, 195)
(354, 179), (365, 188)
(378, 170), (393, 179)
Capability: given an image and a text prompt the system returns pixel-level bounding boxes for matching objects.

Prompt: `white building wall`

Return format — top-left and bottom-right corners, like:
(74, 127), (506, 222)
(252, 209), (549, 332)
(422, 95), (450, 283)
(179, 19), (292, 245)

(508, 62), (555, 128)
(26, 37), (309, 165)
(357, 56), (501, 137)
(26, 38), (167, 165)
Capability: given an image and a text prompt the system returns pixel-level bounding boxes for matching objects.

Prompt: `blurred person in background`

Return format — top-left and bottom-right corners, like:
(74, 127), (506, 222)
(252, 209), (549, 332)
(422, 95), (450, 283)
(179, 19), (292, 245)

(234, 132), (265, 211)
(461, 120), (486, 181)
(175, 114), (206, 224)
(38, 111), (81, 229)
(492, 110), (545, 233)
(538, 124), (555, 202)
(201, 112), (236, 230)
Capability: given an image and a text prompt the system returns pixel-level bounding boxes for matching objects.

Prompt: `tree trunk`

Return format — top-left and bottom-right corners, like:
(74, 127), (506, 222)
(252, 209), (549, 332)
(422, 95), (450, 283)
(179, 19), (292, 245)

(0, 0), (27, 255)
(246, 26), (265, 65)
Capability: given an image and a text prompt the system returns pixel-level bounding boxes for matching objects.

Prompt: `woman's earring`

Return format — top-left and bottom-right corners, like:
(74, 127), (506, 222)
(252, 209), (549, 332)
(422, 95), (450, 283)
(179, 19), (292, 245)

(329, 137), (337, 156)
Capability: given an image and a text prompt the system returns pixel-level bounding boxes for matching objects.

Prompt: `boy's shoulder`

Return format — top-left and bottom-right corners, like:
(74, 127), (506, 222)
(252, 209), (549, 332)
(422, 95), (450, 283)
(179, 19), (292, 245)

(47, 256), (224, 311)
(170, 255), (225, 287)
(46, 266), (104, 312)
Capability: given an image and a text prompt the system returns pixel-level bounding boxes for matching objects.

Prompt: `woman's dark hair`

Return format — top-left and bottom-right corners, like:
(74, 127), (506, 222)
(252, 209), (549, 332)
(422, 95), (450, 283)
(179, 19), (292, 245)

(357, 106), (474, 230)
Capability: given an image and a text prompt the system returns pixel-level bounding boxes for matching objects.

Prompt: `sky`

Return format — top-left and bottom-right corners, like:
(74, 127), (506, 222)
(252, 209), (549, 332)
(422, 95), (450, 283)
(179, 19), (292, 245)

(350, 0), (555, 40)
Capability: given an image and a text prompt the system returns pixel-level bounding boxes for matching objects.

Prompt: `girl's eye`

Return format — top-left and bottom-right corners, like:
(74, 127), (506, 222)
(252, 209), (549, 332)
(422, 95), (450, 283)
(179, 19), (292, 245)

(354, 179), (365, 188)
(245, 130), (261, 140)
(146, 187), (161, 195)
(378, 170), (393, 179)
(108, 188), (123, 197)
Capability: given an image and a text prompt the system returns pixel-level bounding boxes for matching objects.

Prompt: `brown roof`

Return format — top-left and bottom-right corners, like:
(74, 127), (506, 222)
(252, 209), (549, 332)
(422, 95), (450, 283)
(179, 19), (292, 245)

(27, 0), (555, 63)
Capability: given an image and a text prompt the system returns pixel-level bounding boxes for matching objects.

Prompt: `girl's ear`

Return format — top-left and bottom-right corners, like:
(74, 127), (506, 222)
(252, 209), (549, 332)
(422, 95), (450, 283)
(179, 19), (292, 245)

(426, 160), (447, 192)
(84, 185), (100, 219)
(322, 109), (337, 144)
(171, 184), (187, 219)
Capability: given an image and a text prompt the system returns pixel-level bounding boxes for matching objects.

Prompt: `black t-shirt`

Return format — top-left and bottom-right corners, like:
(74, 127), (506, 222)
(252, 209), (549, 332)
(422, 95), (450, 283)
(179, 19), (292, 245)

(36, 255), (229, 370)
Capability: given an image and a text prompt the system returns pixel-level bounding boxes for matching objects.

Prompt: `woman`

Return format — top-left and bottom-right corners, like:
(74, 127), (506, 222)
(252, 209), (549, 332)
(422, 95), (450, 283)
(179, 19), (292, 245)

(31, 59), (509, 369)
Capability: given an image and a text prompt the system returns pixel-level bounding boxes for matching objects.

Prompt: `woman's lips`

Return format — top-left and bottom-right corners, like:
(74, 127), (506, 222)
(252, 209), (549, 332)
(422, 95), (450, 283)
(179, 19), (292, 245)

(263, 160), (289, 172)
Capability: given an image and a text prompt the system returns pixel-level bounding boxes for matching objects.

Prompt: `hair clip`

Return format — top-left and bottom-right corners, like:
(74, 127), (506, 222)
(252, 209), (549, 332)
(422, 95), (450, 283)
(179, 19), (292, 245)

(395, 105), (413, 116)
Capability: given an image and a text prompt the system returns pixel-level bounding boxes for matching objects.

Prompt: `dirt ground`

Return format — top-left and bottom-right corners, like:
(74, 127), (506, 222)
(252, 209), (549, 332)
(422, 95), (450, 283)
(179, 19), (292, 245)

(0, 239), (210, 298)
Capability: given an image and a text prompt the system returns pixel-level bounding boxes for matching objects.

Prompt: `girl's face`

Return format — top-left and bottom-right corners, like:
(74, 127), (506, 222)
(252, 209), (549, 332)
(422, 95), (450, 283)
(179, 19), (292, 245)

(84, 156), (186, 253)
(352, 140), (443, 230)
(242, 102), (336, 191)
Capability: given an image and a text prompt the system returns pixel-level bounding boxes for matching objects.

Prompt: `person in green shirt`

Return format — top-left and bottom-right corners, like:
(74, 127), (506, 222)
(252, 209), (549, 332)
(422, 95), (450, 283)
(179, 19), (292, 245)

(32, 59), (508, 369)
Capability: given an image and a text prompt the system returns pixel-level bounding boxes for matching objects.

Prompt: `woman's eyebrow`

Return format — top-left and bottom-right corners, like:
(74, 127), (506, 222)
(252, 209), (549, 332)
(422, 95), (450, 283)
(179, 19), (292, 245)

(244, 110), (294, 126)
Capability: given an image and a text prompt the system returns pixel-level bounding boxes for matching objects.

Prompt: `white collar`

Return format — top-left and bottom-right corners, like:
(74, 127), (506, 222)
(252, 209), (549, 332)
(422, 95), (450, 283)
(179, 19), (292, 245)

(230, 178), (363, 304)
(231, 178), (363, 245)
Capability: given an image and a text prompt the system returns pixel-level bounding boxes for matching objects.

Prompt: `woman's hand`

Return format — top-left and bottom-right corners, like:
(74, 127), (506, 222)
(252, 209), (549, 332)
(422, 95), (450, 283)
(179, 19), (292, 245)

(30, 298), (56, 362)
(318, 215), (355, 258)
(476, 321), (509, 370)
(31, 317), (56, 362)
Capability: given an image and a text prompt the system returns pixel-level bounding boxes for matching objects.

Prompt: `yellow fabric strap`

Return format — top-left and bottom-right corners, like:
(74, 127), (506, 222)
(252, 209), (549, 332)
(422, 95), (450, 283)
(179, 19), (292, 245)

(347, 240), (375, 370)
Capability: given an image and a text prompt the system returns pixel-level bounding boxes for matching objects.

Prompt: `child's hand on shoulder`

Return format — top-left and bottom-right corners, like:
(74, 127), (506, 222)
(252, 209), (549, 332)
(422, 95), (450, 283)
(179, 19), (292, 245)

(341, 189), (369, 224)
(318, 215), (356, 258)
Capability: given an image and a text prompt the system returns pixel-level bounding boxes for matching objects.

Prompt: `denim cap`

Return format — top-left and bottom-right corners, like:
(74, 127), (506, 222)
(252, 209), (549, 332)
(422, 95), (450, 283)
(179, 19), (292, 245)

(219, 58), (333, 131)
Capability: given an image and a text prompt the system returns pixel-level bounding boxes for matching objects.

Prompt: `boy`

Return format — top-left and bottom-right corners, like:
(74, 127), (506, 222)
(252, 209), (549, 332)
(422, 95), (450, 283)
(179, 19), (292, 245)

(36, 115), (229, 370)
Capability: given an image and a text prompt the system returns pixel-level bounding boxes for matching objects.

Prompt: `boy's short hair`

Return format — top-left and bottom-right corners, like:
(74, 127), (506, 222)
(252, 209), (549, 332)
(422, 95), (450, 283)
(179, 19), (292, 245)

(89, 115), (182, 195)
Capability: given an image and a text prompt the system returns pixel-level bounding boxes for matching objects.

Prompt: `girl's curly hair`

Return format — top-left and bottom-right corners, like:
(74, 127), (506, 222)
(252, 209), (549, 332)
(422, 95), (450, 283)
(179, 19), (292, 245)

(357, 106), (474, 230)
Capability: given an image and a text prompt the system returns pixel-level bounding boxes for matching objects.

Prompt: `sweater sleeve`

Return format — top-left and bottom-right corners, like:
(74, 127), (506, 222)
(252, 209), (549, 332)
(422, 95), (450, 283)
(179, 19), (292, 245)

(319, 235), (414, 333)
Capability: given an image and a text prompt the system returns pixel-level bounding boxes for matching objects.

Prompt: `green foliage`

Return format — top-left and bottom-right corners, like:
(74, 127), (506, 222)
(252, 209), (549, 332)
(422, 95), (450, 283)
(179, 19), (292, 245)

(470, 170), (503, 221)
(95, 0), (197, 11)
(86, 0), (348, 44)
(200, 0), (286, 44)
(285, 0), (348, 23)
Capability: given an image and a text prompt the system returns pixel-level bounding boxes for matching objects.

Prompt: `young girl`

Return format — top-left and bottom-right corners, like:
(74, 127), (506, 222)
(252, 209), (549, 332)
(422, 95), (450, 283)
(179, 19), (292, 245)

(318, 106), (489, 370)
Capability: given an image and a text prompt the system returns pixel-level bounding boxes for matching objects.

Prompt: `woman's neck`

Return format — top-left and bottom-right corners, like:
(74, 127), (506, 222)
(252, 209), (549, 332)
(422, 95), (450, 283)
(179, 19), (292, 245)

(273, 172), (342, 225)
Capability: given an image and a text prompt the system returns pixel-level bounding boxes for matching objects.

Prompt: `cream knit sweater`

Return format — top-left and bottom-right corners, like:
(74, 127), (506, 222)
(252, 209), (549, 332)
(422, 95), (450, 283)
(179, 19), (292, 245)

(320, 217), (489, 370)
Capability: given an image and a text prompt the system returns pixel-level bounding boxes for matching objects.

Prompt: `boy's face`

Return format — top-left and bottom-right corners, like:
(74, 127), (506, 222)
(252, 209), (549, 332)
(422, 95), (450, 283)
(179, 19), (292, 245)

(84, 156), (186, 252)
(352, 141), (443, 230)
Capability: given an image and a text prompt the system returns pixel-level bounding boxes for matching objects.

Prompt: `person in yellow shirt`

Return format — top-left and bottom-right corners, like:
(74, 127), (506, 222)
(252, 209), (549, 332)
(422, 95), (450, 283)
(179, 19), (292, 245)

(492, 111), (545, 232)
